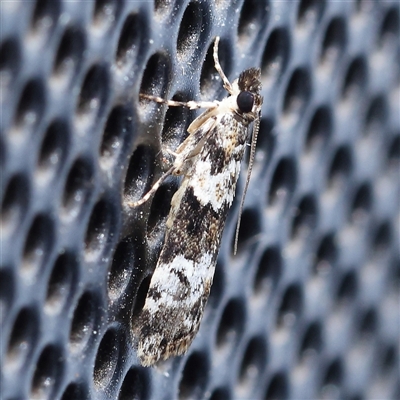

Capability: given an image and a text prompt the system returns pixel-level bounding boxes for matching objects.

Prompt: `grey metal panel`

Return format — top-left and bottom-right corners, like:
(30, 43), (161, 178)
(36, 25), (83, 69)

(0, 1), (399, 399)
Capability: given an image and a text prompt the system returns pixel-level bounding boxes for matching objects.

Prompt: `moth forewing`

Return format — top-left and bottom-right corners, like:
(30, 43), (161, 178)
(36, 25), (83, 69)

(131, 37), (263, 366)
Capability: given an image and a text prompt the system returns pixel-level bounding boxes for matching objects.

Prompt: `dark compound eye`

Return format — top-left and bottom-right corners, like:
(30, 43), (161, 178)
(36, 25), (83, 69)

(237, 91), (254, 113)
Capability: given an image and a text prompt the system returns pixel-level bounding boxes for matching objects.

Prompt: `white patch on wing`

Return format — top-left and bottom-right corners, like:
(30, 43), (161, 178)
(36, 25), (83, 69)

(190, 157), (242, 211)
(144, 252), (214, 315)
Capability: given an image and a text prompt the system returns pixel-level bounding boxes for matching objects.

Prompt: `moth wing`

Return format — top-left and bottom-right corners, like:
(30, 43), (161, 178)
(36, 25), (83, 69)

(136, 253), (214, 366)
(135, 118), (248, 367)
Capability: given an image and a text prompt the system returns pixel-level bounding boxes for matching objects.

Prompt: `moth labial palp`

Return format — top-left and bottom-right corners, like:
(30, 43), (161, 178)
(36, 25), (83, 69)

(128, 36), (263, 367)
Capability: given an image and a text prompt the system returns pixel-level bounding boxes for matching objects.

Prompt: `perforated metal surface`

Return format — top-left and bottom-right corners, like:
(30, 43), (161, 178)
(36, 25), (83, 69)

(1, 1), (399, 399)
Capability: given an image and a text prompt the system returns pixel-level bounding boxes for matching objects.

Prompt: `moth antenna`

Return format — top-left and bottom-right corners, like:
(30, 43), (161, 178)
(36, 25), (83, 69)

(127, 165), (175, 208)
(233, 117), (261, 255)
(213, 37), (234, 94)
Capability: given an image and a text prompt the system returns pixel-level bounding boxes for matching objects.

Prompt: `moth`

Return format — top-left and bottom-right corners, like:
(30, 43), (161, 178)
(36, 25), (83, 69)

(129, 37), (263, 366)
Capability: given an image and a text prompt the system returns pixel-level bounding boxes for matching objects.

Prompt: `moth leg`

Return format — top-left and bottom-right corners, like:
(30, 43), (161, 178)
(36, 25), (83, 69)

(164, 147), (178, 158)
(173, 116), (218, 164)
(127, 145), (193, 208)
(127, 165), (176, 208)
(160, 146), (178, 171)
(140, 94), (218, 110)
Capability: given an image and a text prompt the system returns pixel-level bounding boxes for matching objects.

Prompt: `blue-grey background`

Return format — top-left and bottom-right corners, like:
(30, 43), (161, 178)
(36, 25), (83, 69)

(0, 1), (399, 399)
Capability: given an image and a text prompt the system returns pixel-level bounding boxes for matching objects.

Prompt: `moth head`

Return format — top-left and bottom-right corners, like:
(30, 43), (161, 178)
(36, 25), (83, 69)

(238, 67), (261, 93)
(236, 68), (263, 114)
(237, 90), (255, 113)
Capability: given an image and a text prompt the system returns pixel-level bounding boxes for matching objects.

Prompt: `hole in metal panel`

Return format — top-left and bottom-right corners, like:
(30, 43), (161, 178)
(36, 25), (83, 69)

(291, 194), (318, 240)
(146, 182), (176, 235)
(30, 344), (64, 400)
(282, 67), (312, 122)
(319, 17), (347, 69)
(268, 157), (297, 209)
(92, 0), (122, 30)
(179, 351), (209, 400)
(358, 308), (378, 337)
(379, 6), (399, 46)
(177, 2), (210, 61)
(208, 261), (225, 307)
(233, 208), (262, 253)
(161, 92), (194, 150)
(154, 0), (175, 15)
(60, 382), (88, 400)
(13, 78), (46, 138)
(139, 52), (171, 107)
(84, 198), (117, 262)
(100, 104), (134, 169)
(237, 0), (269, 45)
(305, 106), (332, 153)
(350, 182), (373, 222)
(277, 284), (303, 327)
(297, 0), (326, 27)
(31, 0), (60, 37)
(0, 269), (14, 325)
(124, 144), (157, 206)
(1, 174), (30, 237)
(372, 220), (392, 251)
(62, 157), (95, 220)
(314, 233), (338, 273)
(45, 251), (77, 315)
(264, 372), (288, 400)
(209, 387), (232, 400)
(238, 336), (267, 391)
(200, 38), (232, 100)
(52, 26), (85, 85)
(341, 56), (368, 100)
(76, 64), (110, 131)
(116, 13), (143, 67)
(0, 37), (21, 90)
(93, 328), (121, 390)
(69, 291), (99, 353)
(37, 119), (69, 182)
(328, 145), (353, 187)
(21, 214), (55, 278)
(322, 358), (343, 387)
(5, 307), (39, 374)
(216, 298), (246, 352)
(336, 270), (358, 303)
(300, 321), (323, 357)
(261, 28), (290, 82)
(253, 245), (282, 298)
(108, 238), (137, 302)
(118, 367), (150, 400)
